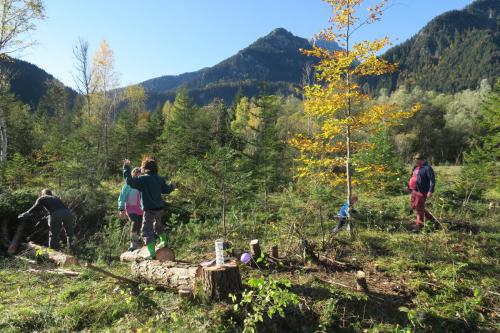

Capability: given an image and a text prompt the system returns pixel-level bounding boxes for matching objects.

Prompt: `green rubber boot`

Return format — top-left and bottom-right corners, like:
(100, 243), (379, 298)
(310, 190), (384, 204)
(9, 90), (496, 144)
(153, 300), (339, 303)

(147, 242), (156, 259)
(157, 234), (167, 248)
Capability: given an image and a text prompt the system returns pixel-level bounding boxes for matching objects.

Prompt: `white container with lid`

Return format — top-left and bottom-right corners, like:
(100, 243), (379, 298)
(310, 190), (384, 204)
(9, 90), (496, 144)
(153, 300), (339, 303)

(215, 239), (224, 266)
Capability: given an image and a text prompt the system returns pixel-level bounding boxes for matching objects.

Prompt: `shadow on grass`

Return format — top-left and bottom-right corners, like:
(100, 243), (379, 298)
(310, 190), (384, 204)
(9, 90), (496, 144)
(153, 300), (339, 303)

(289, 282), (412, 332)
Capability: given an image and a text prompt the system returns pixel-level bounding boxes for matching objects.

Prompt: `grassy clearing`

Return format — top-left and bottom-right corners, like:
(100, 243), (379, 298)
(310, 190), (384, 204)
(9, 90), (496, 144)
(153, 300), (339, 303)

(1, 166), (499, 332)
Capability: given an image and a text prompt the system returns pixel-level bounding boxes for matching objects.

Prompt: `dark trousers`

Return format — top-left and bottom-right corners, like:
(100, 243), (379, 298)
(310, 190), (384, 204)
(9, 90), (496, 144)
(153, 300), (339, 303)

(332, 217), (348, 234)
(48, 209), (74, 250)
(142, 210), (165, 245)
(128, 213), (142, 237)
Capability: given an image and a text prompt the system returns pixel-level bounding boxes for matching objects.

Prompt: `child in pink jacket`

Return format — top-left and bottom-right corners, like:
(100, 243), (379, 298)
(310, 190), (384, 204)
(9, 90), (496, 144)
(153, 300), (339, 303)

(118, 167), (144, 251)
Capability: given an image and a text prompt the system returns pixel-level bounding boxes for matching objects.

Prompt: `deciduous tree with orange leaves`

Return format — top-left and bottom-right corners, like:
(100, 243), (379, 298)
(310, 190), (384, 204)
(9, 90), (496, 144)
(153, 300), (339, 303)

(291, 0), (420, 233)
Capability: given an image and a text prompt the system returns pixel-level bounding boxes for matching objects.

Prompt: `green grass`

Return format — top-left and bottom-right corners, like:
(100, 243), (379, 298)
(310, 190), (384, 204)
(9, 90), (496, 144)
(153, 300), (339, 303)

(1, 166), (499, 332)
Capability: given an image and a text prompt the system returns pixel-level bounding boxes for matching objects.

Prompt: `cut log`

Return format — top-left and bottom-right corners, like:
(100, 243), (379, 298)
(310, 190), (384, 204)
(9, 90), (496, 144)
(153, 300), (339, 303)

(201, 260), (242, 301)
(355, 270), (368, 292)
(21, 242), (79, 266)
(249, 239), (261, 259)
(131, 260), (200, 291)
(120, 246), (175, 262)
(7, 220), (25, 255)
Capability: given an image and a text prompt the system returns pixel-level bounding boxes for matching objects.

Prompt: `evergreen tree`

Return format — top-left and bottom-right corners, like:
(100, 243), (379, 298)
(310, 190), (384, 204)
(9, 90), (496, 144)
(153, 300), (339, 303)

(161, 90), (211, 174)
(462, 78), (500, 195)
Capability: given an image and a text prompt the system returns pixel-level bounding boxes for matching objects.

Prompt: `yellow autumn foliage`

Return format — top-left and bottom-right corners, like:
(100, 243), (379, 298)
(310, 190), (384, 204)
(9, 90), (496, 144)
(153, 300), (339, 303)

(291, 0), (420, 192)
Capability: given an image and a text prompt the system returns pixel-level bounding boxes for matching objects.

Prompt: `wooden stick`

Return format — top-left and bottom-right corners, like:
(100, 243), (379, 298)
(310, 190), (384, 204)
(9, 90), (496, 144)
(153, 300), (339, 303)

(27, 268), (80, 277)
(85, 263), (138, 286)
(486, 290), (500, 297)
(318, 277), (355, 290)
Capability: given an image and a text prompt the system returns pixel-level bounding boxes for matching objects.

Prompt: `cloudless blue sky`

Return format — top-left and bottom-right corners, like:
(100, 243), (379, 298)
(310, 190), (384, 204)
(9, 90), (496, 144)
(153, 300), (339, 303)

(21, 0), (473, 88)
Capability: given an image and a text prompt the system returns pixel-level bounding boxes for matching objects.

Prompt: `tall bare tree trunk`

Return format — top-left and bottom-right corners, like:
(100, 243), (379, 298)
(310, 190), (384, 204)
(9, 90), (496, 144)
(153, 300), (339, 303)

(222, 183), (227, 235)
(345, 0), (353, 237)
(0, 108), (7, 162)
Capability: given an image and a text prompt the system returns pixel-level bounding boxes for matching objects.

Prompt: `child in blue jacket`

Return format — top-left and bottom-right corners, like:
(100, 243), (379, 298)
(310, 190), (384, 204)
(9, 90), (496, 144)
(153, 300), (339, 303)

(332, 195), (358, 235)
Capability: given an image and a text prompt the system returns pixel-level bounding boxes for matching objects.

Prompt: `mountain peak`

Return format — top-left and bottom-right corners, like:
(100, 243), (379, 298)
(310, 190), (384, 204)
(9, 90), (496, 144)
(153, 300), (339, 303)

(268, 27), (294, 37)
(248, 27), (309, 52)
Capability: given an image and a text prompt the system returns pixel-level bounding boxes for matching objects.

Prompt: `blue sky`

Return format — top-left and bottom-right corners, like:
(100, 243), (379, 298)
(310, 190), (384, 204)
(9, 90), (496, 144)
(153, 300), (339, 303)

(21, 0), (473, 88)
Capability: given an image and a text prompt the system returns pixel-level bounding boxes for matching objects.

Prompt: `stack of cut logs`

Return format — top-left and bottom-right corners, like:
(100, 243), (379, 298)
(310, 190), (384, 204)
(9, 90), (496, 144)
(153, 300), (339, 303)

(10, 237), (293, 302)
(121, 245), (243, 301)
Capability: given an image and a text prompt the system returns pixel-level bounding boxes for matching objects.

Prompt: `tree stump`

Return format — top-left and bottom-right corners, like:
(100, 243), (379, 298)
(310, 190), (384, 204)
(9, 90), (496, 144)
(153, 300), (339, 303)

(131, 260), (200, 290)
(270, 245), (279, 259)
(120, 246), (175, 262)
(201, 260), (242, 301)
(249, 239), (261, 259)
(355, 270), (368, 292)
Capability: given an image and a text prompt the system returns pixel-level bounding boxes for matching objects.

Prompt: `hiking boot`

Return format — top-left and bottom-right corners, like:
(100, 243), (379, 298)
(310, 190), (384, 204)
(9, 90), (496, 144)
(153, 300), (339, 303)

(128, 232), (139, 251)
(146, 242), (156, 259)
(412, 224), (423, 233)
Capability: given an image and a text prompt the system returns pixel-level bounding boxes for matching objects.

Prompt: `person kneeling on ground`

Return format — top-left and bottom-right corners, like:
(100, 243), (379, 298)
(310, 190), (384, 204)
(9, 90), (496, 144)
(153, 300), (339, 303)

(332, 195), (358, 235)
(18, 189), (74, 251)
(123, 157), (174, 259)
(118, 167), (144, 251)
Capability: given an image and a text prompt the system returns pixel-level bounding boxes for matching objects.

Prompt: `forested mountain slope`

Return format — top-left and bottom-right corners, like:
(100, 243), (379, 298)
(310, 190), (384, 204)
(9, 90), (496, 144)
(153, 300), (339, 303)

(0, 57), (75, 109)
(142, 28), (340, 106)
(367, 0), (499, 93)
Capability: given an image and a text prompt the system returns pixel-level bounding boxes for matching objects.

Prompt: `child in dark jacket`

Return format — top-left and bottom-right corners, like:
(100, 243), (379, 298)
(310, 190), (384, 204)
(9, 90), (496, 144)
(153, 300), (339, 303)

(123, 157), (174, 259)
(332, 195), (358, 235)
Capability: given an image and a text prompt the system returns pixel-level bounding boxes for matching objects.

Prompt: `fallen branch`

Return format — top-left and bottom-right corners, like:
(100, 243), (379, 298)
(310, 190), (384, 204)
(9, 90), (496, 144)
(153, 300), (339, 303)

(318, 277), (356, 290)
(85, 263), (138, 286)
(27, 268), (80, 277)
